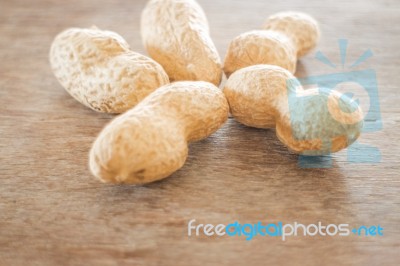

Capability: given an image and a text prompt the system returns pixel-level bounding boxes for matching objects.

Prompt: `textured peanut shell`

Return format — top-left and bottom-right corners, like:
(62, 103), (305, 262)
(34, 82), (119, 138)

(50, 27), (169, 113)
(223, 65), (363, 155)
(141, 0), (222, 86)
(89, 81), (229, 184)
(223, 30), (296, 77)
(264, 11), (320, 57)
(224, 11), (320, 76)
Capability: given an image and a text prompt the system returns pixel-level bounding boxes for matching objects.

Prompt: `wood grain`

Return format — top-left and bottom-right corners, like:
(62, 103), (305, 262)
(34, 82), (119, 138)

(0, 0), (399, 265)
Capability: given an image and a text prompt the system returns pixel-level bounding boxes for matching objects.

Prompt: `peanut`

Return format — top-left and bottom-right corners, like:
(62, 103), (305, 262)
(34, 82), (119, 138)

(89, 81), (229, 184)
(50, 27), (169, 113)
(224, 11), (320, 77)
(223, 65), (363, 155)
(141, 0), (222, 86)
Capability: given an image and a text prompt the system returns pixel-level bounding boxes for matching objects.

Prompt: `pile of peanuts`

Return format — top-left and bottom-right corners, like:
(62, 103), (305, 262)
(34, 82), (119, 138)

(50, 0), (363, 185)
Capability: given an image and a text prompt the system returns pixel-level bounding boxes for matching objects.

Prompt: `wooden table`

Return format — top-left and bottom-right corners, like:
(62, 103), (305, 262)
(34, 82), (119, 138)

(1, 0), (399, 265)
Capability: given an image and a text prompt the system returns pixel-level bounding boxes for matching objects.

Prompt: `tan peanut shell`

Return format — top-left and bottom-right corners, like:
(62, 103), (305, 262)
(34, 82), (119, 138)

(141, 0), (222, 86)
(89, 81), (229, 184)
(224, 30), (296, 77)
(224, 11), (320, 76)
(50, 27), (169, 113)
(264, 11), (320, 57)
(223, 65), (363, 155)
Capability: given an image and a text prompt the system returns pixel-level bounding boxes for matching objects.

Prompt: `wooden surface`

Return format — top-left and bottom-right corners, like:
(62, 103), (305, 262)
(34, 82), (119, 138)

(1, 0), (399, 265)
